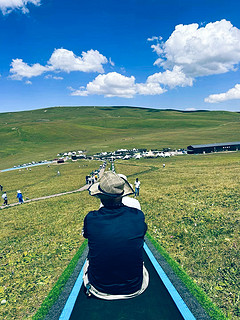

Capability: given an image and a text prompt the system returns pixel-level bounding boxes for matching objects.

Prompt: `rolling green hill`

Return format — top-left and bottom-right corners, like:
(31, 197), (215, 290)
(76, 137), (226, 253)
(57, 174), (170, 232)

(0, 106), (240, 169)
(1, 106), (239, 319)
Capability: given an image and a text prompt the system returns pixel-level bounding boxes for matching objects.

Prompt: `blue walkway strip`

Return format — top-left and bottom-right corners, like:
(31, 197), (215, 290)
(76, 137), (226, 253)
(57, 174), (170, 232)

(59, 244), (196, 320)
(143, 242), (196, 320)
(59, 261), (87, 320)
(1, 161), (53, 172)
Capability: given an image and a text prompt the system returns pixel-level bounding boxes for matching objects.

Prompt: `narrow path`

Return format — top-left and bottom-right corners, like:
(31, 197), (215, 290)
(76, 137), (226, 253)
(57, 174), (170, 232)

(52, 239), (209, 320)
(0, 167), (105, 210)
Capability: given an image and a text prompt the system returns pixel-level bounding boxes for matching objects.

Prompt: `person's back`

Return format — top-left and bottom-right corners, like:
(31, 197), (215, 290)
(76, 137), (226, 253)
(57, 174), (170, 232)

(83, 171), (149, 299)
(17, 190), (23, 203)
(83, 204), (147, 294)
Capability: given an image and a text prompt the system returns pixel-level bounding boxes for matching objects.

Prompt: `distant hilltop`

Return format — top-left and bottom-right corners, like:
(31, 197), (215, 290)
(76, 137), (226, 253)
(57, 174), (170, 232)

(0, 106), (240, 170)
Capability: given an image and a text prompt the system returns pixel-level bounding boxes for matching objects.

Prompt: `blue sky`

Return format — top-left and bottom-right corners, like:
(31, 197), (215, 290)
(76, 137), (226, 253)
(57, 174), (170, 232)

(1, 0), (240, 113)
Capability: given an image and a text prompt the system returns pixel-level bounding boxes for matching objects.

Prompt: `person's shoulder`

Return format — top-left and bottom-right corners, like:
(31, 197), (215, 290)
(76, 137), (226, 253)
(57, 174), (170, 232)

(122, 196), (141, 210)
(85, 210), (100, 218)
(124, 206), (145, 219)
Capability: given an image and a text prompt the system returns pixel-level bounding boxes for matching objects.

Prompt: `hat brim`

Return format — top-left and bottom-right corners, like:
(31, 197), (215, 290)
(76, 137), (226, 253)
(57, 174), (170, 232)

(88, 179), (134, 197)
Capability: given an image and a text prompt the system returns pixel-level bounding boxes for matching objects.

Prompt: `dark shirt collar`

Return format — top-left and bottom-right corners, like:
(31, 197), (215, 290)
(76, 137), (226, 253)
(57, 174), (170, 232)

(101, 202), (124, 208)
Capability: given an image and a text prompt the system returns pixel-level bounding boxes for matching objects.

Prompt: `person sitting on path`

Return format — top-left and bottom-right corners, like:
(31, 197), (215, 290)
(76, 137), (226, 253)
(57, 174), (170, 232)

(134, 177), (140, 197)
(2, 191), (8, 206)
(82, 171), (149, 300)
(17, 190), (24, 204)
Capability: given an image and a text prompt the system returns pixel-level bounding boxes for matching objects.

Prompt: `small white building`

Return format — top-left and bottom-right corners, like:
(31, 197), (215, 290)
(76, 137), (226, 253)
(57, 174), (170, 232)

(145, 150), (155, 158)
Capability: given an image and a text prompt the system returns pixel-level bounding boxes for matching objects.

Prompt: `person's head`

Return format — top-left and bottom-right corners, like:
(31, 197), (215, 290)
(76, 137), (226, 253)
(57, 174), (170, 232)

(97, 193), (122, 207)
(88, 171), (134, 207)
(136, 178), (138, 182)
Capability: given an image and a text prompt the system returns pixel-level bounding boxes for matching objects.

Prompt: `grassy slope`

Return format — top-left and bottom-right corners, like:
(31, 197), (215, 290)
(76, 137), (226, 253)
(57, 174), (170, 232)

(0, 160), (109, 320)
(116, 154), (240, 319)
(0, 191), (99, 320)
(1, 106), (240, 319)
(0, 153), (239, 319)
(0, 160), (100, 204)
(0, 106), (240, 169)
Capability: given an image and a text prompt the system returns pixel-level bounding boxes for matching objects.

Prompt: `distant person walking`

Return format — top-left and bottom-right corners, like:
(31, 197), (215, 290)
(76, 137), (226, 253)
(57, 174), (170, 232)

(17, 190), (24, 204)
(163, 163), (165, 168)
(57, 170), (60, 176)
(2, 192), (8, 206)
(134, 178), (140, 197)
(0, 184), (3, 191)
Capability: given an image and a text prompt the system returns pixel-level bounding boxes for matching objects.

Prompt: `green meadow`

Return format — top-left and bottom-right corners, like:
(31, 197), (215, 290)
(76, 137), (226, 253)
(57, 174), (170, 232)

(0, 160), (101, 204)
(116, 153), (240, 319)
(0, 192), (98, 319)
(0, 106), (240, 319)
(0, 106), (240, 169)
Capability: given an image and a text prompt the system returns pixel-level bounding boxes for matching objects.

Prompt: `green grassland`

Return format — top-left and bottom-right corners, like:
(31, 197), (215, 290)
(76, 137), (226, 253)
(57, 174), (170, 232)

(116, 153), (240, 319)
(0, 160), (101, 204)
(1, 106), (240, 169)
(0, 106), (240, 319)
(0, 191), (99, 319)
(0, 153), (239, 319)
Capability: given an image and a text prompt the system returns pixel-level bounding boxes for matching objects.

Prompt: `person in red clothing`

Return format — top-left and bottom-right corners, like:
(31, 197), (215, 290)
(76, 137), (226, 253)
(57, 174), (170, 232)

(82, 171), (149, 300)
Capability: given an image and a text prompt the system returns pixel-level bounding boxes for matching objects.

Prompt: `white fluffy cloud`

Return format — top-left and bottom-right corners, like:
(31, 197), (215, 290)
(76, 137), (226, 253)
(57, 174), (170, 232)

(205, 84), (240, 103)
(10, 58), (48, 80)
(70, 72), (136, 98)
(9, 48), (108, 80)
(69, 67), (192, 98)
(0, 0), (40, 15)
(135, 82), (166, 95)
(48, 49), (108, 73)
(70, 72), (165, 98)
(147, 66), (193, 88)
(154, 20), (240, 78)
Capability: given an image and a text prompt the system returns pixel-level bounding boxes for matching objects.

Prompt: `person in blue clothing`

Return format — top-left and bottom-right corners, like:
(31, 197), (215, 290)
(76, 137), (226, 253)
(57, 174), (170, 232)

(17, 190), (24, 204)
(82, 171), (149, 300)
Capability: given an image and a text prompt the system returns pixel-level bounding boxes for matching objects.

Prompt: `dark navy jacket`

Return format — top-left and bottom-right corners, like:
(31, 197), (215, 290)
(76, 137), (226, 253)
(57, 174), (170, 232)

(83, 204), (147, 295)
